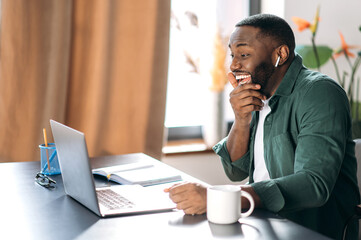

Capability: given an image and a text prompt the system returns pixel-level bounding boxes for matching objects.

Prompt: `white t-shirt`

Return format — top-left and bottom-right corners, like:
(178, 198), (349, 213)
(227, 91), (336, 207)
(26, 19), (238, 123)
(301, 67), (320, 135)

(253, 99), (271, 182)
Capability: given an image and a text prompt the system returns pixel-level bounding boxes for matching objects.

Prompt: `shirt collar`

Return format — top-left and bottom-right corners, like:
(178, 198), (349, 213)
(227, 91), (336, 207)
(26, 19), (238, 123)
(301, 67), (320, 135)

(273, 53), (304, 97)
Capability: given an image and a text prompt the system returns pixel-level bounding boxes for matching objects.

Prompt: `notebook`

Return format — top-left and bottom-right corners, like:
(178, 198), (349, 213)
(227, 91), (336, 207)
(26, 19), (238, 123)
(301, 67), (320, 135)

(50, 120), (176, 217)
(92, 162), (182, 186)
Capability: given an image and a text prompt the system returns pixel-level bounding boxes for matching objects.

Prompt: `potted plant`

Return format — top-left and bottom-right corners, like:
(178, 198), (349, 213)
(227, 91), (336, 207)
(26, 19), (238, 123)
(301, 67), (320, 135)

(292, 7), (361, 138)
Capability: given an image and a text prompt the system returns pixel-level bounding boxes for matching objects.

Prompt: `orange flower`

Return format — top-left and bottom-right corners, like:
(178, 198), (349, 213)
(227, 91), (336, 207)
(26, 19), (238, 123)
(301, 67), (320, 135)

(292, 6), (320, 35)
(333, 32), (358, 58)
(292, 17), (310, 32)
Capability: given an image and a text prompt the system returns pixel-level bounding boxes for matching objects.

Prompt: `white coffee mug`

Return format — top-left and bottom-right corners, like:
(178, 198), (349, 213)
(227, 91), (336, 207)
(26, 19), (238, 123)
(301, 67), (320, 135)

(207, 185), (255, 224)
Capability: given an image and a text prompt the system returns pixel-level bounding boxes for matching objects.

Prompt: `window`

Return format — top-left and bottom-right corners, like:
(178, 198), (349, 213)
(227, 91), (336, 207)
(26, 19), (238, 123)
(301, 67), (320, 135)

(165, 0), (206, 128)
(165, 0), (250, 143)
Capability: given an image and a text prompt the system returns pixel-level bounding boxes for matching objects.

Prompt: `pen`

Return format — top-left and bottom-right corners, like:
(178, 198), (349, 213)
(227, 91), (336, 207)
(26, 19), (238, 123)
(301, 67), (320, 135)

(43, 128), (51, 171)
(42, 150), (57, 172)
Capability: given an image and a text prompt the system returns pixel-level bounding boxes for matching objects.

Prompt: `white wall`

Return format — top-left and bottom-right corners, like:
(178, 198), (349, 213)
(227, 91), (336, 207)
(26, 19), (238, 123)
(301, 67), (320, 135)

(262, 0), (361, 94)
(162, 152), (247, 185)
(261, 0), (284, 17)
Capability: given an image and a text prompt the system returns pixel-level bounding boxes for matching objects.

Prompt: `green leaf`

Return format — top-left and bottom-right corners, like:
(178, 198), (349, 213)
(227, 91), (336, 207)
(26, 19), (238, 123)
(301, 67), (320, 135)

(295, 45), (333, 69)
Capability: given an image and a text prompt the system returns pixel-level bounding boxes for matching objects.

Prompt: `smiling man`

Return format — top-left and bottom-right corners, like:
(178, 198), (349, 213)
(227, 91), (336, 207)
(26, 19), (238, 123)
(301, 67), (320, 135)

(165, 14), (360, 240)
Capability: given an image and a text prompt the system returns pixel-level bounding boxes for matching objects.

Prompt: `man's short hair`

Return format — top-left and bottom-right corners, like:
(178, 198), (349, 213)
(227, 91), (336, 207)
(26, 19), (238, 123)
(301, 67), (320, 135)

(236, 14), (295, 53)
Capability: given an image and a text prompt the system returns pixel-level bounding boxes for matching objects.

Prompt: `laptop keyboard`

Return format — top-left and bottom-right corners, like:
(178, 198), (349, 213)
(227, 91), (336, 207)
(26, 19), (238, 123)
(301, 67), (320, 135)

(97, 188), (135, 210)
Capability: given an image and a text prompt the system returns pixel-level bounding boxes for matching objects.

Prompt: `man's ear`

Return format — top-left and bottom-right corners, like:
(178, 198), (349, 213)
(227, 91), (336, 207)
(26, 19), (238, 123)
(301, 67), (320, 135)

(276, 45), (290, 66)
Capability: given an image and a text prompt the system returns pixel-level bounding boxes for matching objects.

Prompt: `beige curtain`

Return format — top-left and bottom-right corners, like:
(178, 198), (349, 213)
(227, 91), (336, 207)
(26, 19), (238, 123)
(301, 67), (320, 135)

(0, 0), (170, 163)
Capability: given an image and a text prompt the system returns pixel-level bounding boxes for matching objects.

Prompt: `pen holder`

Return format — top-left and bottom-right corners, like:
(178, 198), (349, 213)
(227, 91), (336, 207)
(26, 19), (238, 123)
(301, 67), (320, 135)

(39, 143), (61, 175)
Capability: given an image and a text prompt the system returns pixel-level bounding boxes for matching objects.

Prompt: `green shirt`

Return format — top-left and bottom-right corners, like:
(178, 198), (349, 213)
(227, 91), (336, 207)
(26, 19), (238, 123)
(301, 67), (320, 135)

(213, 54), (360, 240)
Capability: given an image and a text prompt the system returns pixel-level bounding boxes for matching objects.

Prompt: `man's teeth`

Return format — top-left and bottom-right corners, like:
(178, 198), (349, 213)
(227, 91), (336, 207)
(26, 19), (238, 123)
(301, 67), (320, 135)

(236, 75), (251, 80)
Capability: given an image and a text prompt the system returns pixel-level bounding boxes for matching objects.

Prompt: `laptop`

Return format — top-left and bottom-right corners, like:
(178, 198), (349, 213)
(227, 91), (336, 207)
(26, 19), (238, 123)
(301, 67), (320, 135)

(50, 119), (176, 217)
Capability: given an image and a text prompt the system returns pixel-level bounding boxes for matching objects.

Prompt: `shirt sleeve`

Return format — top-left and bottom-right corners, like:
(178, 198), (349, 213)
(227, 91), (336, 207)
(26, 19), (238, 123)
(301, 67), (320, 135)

(252, 79), (351, 213)
(213, 137), (250, 182)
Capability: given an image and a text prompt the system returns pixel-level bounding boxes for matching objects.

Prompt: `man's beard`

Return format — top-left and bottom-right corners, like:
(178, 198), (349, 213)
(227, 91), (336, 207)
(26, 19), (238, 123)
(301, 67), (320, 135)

(251, 61), (275, 95)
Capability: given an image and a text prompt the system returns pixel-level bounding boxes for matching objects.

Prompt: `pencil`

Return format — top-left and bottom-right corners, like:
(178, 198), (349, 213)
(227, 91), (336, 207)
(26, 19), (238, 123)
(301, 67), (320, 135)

(43, 128), (51, 171)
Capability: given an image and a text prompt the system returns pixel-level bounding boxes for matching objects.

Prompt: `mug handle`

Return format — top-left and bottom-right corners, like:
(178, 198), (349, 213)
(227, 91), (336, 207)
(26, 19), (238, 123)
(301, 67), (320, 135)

(240, 190), (255, 218)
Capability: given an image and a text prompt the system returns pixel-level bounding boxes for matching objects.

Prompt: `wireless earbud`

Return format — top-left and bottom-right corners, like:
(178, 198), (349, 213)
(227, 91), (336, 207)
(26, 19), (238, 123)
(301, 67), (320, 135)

(275, 56), (281, 67)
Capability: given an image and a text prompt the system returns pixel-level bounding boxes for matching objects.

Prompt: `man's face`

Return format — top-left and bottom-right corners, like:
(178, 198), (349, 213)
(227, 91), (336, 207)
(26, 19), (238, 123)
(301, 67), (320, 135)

(228, 26), (276, 95)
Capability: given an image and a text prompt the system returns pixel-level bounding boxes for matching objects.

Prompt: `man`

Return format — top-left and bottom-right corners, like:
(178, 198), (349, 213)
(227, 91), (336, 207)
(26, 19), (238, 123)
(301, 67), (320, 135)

(165, 14), (360, 239)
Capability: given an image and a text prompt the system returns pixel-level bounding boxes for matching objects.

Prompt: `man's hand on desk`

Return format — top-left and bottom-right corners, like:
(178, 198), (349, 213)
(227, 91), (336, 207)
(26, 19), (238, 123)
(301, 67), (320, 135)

(164, 183), (262, 215)
(164, 182), (207, 215)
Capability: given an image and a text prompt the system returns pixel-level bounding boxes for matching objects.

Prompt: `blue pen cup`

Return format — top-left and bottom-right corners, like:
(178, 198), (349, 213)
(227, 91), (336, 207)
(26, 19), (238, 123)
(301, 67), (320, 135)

(39, 143), (61, 175)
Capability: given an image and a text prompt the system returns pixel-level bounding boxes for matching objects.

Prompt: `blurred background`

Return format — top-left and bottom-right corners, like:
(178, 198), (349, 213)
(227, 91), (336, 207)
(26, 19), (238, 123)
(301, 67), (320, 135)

(0, 0), (360, 183)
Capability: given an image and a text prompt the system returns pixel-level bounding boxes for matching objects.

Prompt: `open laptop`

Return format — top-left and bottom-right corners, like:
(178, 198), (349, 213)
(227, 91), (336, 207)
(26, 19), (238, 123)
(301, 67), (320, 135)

(50, 119), (176, 217)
